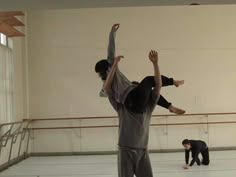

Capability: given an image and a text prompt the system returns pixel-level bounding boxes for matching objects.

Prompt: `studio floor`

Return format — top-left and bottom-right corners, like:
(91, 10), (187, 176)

(1, 150), (236, 177)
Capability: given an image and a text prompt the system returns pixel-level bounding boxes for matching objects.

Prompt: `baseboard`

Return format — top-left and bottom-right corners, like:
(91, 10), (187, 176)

(0, 153), (30, 172)
(30, 146), (236, 157)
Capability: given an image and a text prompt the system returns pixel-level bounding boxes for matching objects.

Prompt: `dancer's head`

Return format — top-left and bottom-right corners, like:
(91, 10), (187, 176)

(95, 60), (109, 81)
(182, 139), (191, 150)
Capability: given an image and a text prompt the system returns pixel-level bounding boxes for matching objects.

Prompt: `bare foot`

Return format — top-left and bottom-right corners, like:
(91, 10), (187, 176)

(169, 105), (186, 115)
(174, 80), (184, 87)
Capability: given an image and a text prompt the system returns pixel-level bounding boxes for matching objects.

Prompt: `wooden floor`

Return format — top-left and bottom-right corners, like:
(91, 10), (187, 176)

(1, 150), (236, 177)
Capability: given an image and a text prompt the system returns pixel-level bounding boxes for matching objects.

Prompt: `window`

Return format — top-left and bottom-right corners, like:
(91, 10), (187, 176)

(0, 33), (8, 46)
(0, 44), (14, 125)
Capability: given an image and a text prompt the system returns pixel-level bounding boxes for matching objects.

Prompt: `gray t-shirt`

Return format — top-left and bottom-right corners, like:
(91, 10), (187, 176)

(110, 69), (135, 104)
(100, 71), (135, 104)
(108, 90), (159, 149)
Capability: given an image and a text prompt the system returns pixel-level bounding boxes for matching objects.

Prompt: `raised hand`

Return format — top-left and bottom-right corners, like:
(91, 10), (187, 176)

(114, 55), (124, 64)
(148, 50), (158, 64)
(112, 23), (120, 31)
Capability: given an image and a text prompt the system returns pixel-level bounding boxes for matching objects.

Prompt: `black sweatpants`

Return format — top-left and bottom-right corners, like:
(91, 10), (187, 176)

(125, 75), (174, 113)
(118, 147), (153, 177)
(201, 148), (210, 165)
(191, 148), (210, 166)
(158, 75), (174, 109)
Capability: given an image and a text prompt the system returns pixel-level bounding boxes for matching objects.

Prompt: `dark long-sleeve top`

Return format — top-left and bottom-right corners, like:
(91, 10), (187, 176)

(185, 140), (207, 166)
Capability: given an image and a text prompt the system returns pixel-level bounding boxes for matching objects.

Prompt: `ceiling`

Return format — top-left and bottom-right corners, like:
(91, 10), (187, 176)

(0, 11), (24, 37)
(1, 0), (236, 10)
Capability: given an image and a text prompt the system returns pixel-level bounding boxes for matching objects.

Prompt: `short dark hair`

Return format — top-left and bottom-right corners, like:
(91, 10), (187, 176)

(182, 139), (190, 145)
(131, 81), (139, 85)
(95, 59), (109, 80)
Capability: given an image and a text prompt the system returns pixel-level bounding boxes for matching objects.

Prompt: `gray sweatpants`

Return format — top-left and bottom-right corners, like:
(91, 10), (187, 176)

(118, 147), (153, 177)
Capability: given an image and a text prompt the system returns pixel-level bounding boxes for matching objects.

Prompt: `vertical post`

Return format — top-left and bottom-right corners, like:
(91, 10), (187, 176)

(0, 138), (2, 157)
(18, 121), (30, 159)
(206, 115), (210, 147)
(3, 124), (14, 147)
(6, 124), (15, 167)
(26, 129), (31, 156)
(8, 136), (14, 166)
(17, 132), (24, 159)
(0, 125), (2, 157)
(79, 119), (82, 152)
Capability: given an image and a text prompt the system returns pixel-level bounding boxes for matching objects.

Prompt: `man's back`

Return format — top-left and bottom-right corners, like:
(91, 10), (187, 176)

(108, 91), (159, 148)
(190, 140), (207, 152)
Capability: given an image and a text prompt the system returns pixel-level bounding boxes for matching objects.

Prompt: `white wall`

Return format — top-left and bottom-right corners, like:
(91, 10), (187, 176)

(27, 5), (236, 153)
(0, 15), (29, 166)
(13, 24), (28, 121)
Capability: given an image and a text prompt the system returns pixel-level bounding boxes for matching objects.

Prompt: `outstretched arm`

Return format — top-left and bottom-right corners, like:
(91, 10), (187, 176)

(190, 150), (200, 166)
(107, 24), (120, 65)
(185, 150), (190, 165)
(149, 50), (162, 95)
(182, 150), (190, 169)
(103, 55), (124, 94)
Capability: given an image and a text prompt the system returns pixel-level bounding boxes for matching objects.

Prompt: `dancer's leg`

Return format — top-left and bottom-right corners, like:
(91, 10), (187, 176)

(125, 76), (155, 113)
(135, 149), (153, 177)
(161, 75), (174, 87)
(162, 75), (184, 87)
(201, 148), (210, 165)
(118, 148), (136, 177)
(158, 95), (172, 109)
